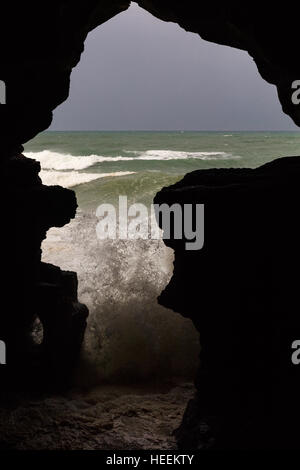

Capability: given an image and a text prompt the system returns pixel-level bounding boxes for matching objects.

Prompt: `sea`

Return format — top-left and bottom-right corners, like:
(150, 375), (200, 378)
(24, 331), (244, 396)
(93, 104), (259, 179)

(23, 131), (300, 384)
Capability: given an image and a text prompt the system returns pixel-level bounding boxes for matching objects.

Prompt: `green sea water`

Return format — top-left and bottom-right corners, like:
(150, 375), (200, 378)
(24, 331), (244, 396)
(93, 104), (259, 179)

(24, 130), (300, 209)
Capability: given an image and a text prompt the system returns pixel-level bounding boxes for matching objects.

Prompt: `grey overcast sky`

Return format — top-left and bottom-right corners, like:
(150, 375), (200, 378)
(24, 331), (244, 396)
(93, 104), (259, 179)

(50, 2), (298, 131)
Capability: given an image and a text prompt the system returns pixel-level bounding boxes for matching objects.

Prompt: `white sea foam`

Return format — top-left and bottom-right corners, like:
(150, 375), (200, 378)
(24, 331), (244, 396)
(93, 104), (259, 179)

(124, 149), (238, 160)
(40, 170), (135, 188)
(25, 149), (240, 171)
(42, 213), (199, 383)
(25, 151), (109, 170)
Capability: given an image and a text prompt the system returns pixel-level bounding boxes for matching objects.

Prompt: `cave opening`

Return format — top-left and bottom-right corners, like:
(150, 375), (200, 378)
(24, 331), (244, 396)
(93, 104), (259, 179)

(1, 0), (300, 451)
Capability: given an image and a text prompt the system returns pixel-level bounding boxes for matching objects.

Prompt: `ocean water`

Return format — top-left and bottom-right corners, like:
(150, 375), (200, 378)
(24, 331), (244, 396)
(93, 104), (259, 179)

(23, 131), (300, 384)
(24, 131), (300, 206)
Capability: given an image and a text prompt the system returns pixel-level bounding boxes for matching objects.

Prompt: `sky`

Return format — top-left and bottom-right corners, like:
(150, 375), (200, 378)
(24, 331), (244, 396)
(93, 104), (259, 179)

(50, 2), (298, 131)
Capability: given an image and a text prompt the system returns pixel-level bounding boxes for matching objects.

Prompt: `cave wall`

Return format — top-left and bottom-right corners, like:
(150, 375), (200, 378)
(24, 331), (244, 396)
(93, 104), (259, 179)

(0, 1), (130, 153)
(155, 157), (300, 449)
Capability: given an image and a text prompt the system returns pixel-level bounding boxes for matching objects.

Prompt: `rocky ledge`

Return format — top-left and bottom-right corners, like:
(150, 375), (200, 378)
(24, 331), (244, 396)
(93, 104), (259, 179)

(155, 156), (300, 449)
(0, 154), (88, 392)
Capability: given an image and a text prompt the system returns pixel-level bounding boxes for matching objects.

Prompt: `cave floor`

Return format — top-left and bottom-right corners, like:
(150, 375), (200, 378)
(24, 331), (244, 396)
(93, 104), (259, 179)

(0, 382), (193, 450)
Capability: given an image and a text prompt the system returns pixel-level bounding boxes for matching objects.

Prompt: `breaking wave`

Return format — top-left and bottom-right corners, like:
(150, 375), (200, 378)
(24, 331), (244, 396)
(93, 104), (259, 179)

(25, 149), (240, 171)
(125, 149), (239, 160)
(42, 212), (199, 384)
(39, 170), (135, 188)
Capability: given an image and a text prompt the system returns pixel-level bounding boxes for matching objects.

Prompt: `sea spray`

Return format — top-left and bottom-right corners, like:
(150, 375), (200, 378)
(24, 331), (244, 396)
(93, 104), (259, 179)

(42, 211), (199, 384)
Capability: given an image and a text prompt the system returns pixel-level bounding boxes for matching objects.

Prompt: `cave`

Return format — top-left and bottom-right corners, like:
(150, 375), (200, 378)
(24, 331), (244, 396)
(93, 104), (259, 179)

(1, 0), (300, 451)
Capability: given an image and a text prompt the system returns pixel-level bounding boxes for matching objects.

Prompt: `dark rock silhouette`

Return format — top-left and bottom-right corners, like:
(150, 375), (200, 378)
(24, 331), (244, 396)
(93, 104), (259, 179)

(155, 156), (300, 449)
(0, 0), (300, 448)
(0, 154), (88, 390)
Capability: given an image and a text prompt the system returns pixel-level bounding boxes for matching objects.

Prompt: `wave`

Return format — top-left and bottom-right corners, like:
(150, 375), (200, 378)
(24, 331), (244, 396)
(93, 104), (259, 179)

(26, 151), (109, 170)
(25, 149), (240, 171)
(40, 170), (135, 188)
(124, 149), (239, 160)
(42, 213), (199, 383)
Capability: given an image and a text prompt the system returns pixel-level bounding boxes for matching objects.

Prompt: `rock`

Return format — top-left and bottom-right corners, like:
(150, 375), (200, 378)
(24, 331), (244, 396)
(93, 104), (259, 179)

(0, 2), (131, 158)
(155, 156), (300, 449)
(0, 154), (88, 392)
(36, 263), (89, 389)
(0, 383), (194, 450)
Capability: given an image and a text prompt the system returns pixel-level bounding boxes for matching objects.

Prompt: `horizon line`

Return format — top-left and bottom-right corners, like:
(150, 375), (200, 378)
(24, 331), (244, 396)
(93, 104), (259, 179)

(46, 129), (300, 133)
